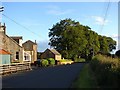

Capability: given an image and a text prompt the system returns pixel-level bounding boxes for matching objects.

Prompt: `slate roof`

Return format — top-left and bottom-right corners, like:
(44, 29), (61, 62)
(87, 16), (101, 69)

(23, 40), (37, 45)
(48, 49), (61, 55)
(10, 36), (23, 40)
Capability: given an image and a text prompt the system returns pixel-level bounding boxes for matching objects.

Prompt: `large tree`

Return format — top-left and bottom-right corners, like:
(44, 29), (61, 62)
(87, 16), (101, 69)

(48, 18), (116, 60)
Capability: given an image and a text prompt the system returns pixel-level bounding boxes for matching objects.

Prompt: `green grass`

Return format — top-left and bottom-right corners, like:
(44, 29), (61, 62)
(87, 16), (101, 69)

(71, 64), (98, 88)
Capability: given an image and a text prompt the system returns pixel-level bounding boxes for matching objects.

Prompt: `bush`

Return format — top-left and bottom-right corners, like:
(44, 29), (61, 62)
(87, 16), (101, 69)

(41, 59), (49, 67)
(60, 59), (72, 62)
(74, 58), (86, 62)
(90, 54), (120, 87)
(47, 58), (55, 66)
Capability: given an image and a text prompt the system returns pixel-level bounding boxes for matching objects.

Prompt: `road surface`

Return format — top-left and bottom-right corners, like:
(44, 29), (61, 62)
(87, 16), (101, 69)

(2, 63), (85, 88)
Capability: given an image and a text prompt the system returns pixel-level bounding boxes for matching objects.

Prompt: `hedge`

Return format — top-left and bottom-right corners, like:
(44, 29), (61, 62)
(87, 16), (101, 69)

(74, 58), (86, 62)
(90, 54), (120, 88)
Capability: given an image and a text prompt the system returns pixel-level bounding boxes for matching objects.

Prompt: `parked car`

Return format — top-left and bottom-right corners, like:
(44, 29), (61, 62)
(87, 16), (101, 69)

(34, 60), (41, 67)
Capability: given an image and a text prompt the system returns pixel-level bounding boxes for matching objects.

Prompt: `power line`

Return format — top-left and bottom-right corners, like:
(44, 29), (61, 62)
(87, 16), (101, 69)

(100, 0), (111, 34)
(2, 13), (41, 38)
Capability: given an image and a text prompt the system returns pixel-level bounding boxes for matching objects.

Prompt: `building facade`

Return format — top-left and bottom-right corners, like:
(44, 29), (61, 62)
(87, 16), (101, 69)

(0, 23), (24, 63)
(22, 40), (37, 64)
(0, 23), (37, 64)
(41, 48), (61, 61)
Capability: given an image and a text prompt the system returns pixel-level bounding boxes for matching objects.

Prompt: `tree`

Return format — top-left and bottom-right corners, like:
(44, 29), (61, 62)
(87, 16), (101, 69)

(115, 50), (120, 58)
(48, 18), (116, 60)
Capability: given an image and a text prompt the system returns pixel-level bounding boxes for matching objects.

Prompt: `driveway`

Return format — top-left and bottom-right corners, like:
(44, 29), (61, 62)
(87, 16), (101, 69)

(2, 63), (85, 88)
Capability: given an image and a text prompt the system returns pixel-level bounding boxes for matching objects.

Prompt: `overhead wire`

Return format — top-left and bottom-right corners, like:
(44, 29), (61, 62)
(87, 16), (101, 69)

(2, 13), (41, 38)
(99, 0), (111, 34)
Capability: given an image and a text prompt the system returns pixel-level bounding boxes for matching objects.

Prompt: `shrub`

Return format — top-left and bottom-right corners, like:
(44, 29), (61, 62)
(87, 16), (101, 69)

(41, 59), (49, 67)
(47, 58), (55, 66)
(90, 54), (120, 87)
(74, 58), (86, 62)
(60, 59), (72, 62)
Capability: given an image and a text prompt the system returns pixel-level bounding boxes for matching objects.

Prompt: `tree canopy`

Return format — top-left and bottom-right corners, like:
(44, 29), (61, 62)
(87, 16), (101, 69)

(115, 50), (120, 58)
(48, 18), (116, 60)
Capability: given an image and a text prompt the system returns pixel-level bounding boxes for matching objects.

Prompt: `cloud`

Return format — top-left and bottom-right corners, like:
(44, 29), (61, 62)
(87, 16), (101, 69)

(92, 16), (109, 25)
(37, 40), (50, 52)
(111, 34), (120, 39)
(46, 5), (73, 15)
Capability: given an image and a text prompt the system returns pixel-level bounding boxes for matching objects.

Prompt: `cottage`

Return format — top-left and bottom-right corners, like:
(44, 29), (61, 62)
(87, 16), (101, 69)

(0, 23), (24, 63)
(41, 48), (61, 61)
(0, 23), (37, 64)
(0, 49), (11, 65)
(22, 40), (37, 64)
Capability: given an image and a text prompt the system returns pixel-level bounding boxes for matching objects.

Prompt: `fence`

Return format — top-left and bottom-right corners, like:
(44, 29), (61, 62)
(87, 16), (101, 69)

(0, 63), (31, 75)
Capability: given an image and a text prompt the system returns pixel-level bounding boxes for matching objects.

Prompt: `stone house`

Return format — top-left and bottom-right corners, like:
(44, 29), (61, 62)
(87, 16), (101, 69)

(0, 23), (37, 64)
(0, 23), (24, 63)
(22, 40), (37, 64)
(41, 48), (61, 61)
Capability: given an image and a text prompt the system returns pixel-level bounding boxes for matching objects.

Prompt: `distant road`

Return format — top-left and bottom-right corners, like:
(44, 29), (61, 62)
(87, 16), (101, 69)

(2, 63), (85, 88)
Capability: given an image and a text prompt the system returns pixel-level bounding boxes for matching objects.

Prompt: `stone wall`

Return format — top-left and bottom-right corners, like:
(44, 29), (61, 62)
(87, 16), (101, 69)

(0, 33), (23, 63)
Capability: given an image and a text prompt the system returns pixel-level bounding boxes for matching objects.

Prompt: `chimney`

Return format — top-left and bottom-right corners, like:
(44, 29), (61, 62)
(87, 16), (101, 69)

(0, 23), (6, 34)
(3, 23), (6, 34)
(35, 40), (36, 44)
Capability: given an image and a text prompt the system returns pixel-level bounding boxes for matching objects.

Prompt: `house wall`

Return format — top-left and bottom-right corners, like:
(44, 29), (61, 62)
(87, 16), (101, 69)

(0, 33), (23, 63)
(41, 49), (55, 59)
(33, 45), (37, 63)
(55, 55), (61, 60)
(23, 42), (37, 63)
(23, 41), (34, 51)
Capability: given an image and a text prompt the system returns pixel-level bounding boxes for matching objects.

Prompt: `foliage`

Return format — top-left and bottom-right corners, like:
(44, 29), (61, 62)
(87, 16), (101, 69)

(90, 54), (120, 87)
(47, 58), (55, 66)
(48, 18), (116, 60)
(74, 58), (86, 62)
(37, 52), (42, 59)
(115, 50), (120, 58)
(41, 59), (49, 67)
(59, 59), (72, 62)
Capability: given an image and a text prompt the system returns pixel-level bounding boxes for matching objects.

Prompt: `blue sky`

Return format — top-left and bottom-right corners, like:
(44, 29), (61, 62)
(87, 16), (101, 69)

(1, 2), (118, 52)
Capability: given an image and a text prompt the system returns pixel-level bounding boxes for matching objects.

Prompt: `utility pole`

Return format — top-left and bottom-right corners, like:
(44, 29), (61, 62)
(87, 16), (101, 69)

(0, 6), (4, 12)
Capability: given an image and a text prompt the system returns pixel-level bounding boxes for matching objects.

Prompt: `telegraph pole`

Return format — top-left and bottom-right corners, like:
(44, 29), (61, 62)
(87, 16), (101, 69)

(0, 6), (4, 12)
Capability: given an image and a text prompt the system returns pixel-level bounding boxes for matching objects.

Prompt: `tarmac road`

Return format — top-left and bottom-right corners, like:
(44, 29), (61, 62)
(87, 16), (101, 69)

(2, 63), (85, 88)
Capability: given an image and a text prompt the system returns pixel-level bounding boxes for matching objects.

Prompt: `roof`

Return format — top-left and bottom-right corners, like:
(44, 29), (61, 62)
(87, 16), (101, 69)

(23, 40), (37, 45)
(10, 36), (23, 40)
(0, 49), (11, 55)
(48, 49), (61, 55)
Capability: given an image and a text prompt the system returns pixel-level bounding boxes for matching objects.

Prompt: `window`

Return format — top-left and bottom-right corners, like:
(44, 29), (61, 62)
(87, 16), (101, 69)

(24, 52), (31, 61)
(16, 52), (19, 60)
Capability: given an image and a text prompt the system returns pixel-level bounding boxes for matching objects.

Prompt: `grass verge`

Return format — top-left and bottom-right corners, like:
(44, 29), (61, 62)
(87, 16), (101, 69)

(71, 63), (98, 88)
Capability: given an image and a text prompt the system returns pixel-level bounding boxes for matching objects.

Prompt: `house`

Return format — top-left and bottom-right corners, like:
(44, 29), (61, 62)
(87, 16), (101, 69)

(0, 23), (24, 63)
(22, 40), (37, 64)
(0, 23), (37, 64)
(0, 49), (11, 65)
(41, 48), (61, 61)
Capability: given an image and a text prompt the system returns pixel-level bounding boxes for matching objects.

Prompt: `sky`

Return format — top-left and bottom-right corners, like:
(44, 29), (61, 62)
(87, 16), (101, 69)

(0, 1), (118, 53)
